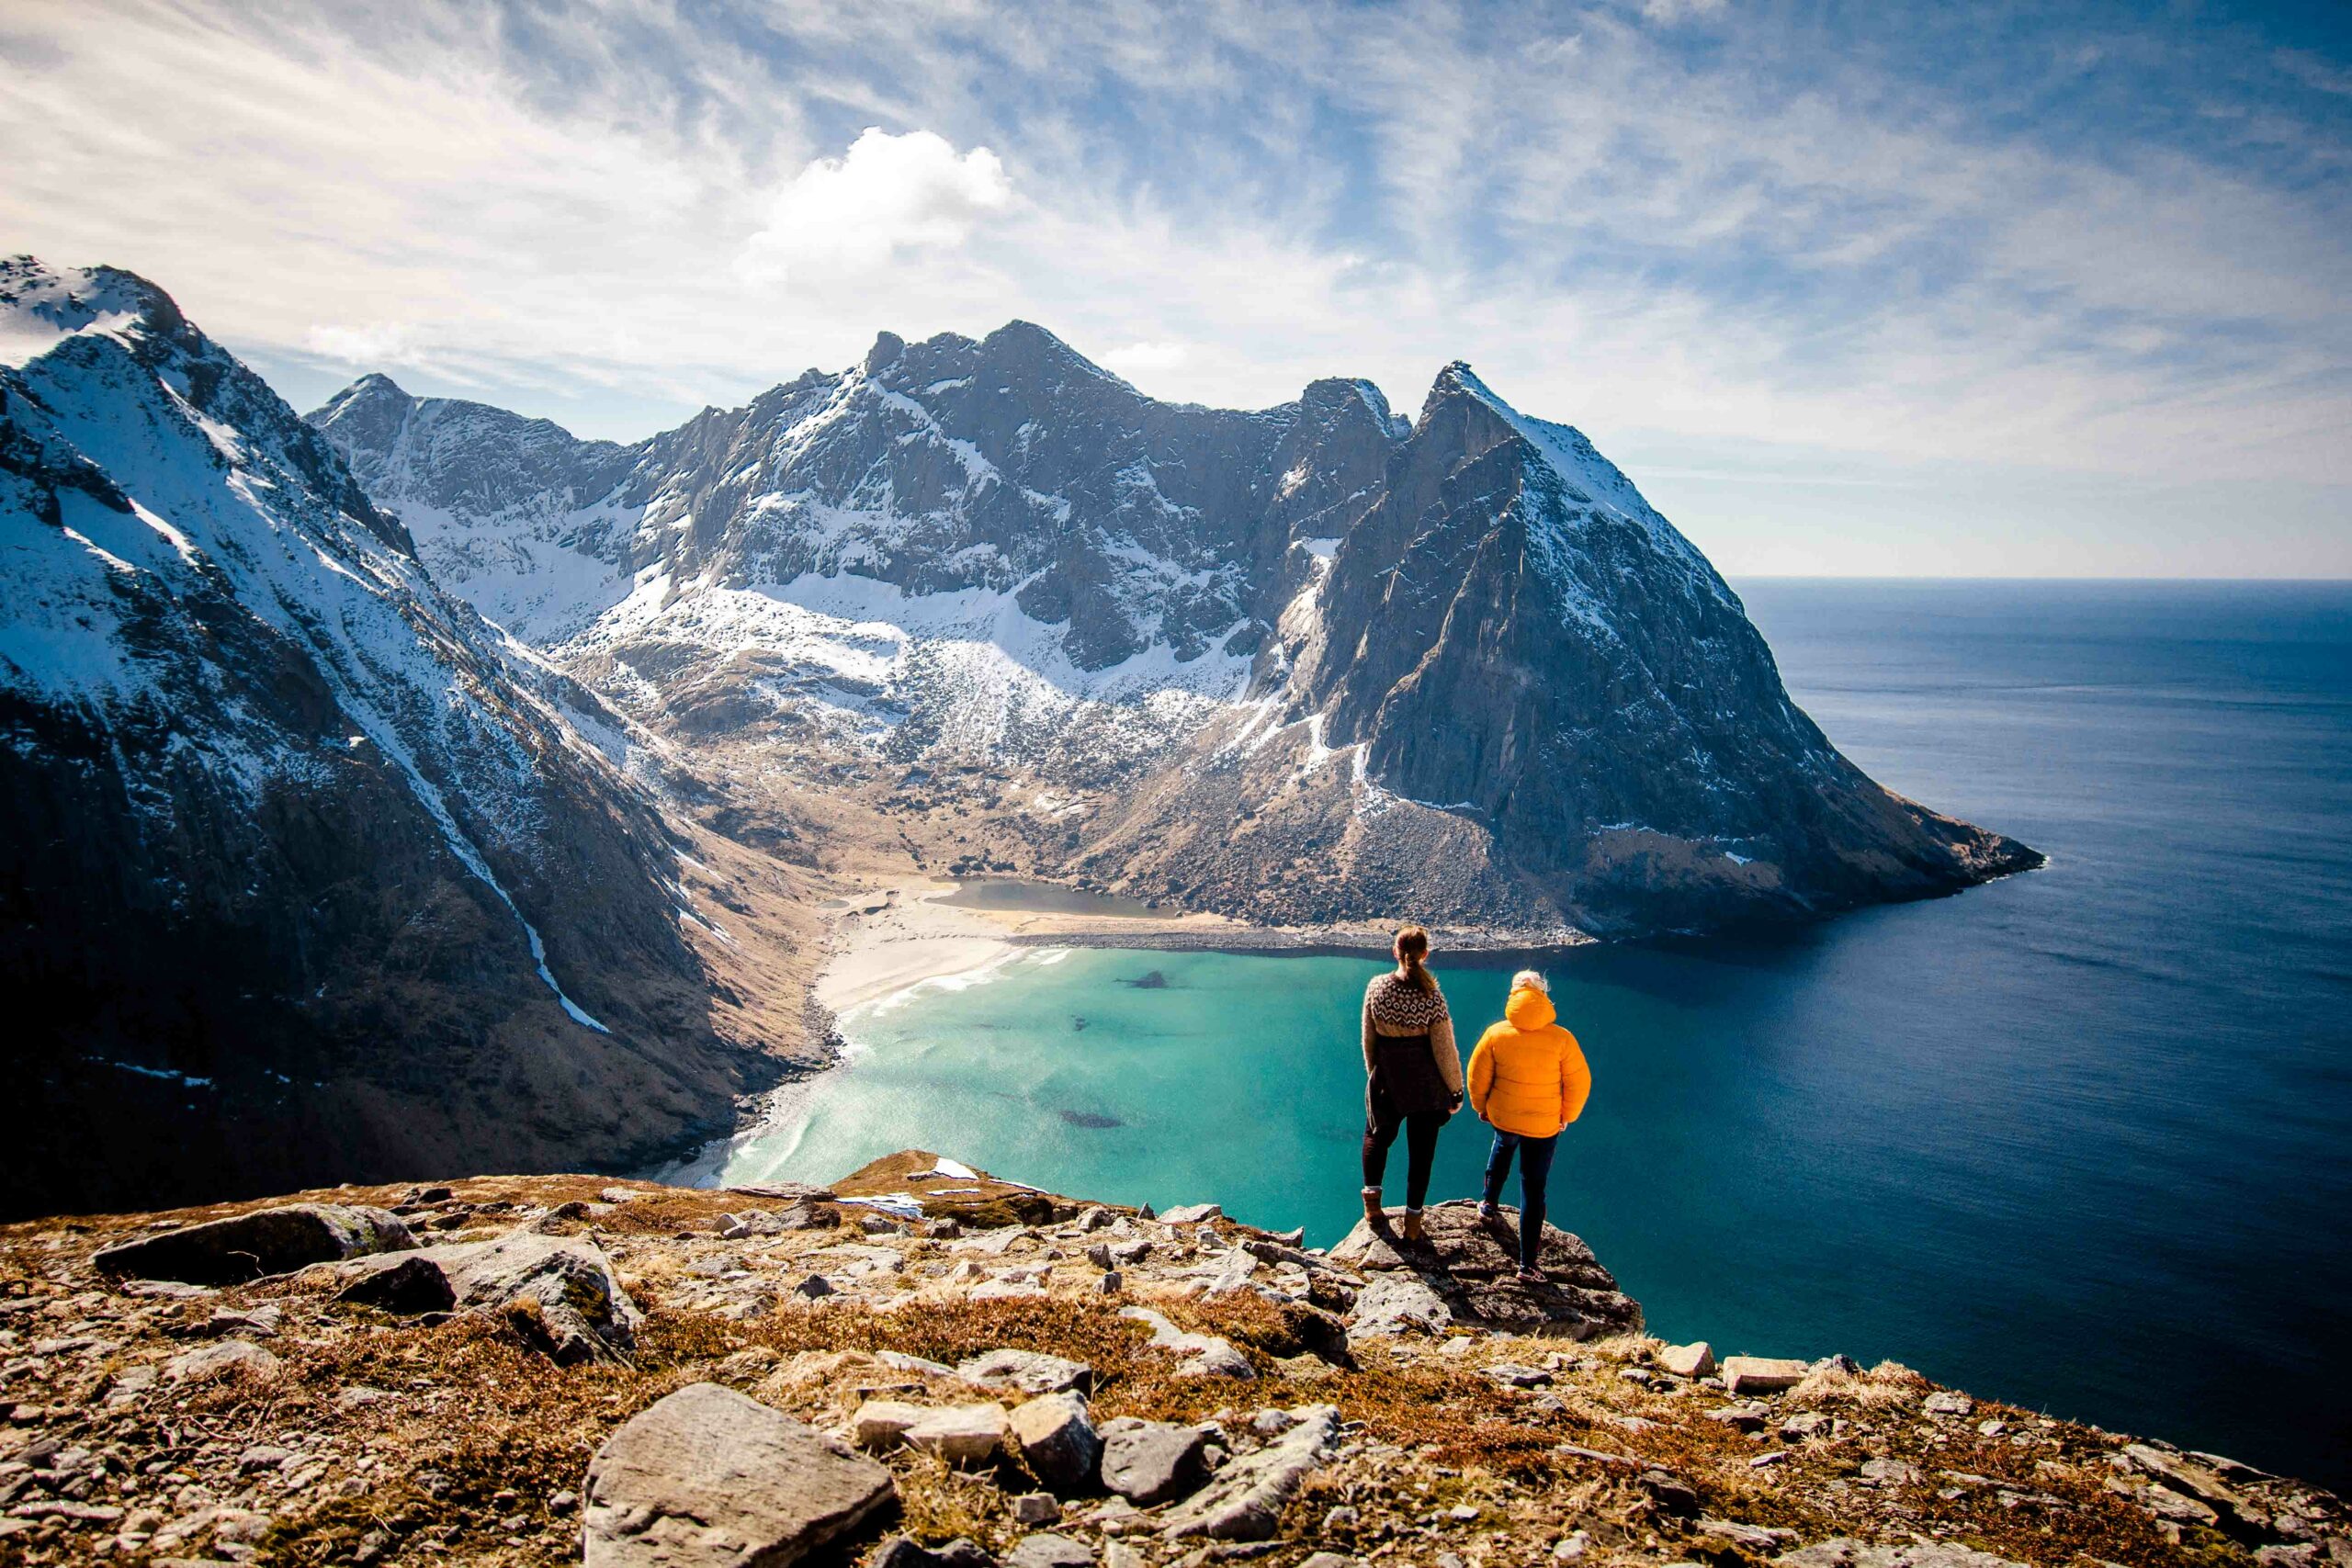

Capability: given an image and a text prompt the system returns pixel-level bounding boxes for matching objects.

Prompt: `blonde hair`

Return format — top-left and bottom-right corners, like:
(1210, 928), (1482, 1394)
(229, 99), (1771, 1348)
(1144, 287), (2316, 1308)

(1394, 925), (1434, 992)
(1511, 968), (1549, 994)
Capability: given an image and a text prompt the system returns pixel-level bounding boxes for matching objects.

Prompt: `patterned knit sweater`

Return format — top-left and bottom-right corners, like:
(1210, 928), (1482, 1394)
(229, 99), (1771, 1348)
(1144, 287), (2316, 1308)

(1361, 972), (1464, 1095)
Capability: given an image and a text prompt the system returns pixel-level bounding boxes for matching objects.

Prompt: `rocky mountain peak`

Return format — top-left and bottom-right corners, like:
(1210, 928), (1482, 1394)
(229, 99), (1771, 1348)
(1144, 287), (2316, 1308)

(0, 255), (179, 362)
(0, 256), (799, 1217)
(308, 370), (416, 455)
(301, 310), (2036, 937)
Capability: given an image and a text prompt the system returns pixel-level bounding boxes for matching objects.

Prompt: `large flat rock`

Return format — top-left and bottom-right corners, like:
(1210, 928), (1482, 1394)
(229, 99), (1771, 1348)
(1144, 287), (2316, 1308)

(585, 1382), (895, 1567)
(96, 1203), (415, 1286)
(1099, 1417), (1208, 1505)
(1782, 1540), (2030, 1568)
(1330, 1201), (1640, 1340)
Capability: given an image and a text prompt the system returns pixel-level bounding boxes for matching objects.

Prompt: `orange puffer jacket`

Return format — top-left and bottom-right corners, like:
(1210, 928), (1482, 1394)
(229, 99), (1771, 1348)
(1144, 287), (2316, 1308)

(1466, 983), (1591, 1138)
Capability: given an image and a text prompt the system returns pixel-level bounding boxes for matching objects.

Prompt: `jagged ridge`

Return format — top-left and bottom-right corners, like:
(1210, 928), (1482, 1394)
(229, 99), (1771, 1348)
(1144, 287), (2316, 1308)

(309, 323), (2038, 937)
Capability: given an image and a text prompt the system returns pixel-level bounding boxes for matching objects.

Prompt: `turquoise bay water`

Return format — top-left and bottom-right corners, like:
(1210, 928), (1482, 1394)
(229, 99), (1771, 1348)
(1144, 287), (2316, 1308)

(715, 581), (2352, 1489)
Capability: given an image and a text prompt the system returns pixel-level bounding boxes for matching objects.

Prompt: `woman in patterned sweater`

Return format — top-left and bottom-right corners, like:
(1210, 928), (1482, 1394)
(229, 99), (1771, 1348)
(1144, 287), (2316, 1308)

(1360, 924), (1464, 1243)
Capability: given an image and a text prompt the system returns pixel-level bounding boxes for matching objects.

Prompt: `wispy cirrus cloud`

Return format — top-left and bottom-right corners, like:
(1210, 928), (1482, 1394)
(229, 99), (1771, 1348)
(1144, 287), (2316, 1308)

(2, 0), (2347, 574)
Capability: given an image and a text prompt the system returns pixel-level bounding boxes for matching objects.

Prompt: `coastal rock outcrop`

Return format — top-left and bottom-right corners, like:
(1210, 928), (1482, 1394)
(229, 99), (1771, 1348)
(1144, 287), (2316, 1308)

(427, 1230), (644, 1364)
(1006, 1392), (1101, 1494)
(0, 1156), (2343, 1568)
(332, 1226), (644, 1363)
(1330, 1200), (1642, 1340)
(1096, 1416), (1210, 1504)
(1159, 1404), (1342, 1540)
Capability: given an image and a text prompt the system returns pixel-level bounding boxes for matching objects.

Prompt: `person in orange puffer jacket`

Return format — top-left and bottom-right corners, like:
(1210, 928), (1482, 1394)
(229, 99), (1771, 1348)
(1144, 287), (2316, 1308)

(1465, 970), (1592, 1280)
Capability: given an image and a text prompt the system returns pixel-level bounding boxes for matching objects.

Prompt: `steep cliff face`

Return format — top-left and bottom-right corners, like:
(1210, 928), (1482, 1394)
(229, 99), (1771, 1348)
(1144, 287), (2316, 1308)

(1265, 366), (2031, 931)
(306, 373), (642, 642)
(0, 258), (785, 1218)
(309, 316), (2035, 935)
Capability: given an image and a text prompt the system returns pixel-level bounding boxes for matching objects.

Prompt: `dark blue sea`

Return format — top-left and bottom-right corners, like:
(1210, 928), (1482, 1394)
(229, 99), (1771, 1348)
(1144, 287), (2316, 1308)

(719, 580), (2352, 1489)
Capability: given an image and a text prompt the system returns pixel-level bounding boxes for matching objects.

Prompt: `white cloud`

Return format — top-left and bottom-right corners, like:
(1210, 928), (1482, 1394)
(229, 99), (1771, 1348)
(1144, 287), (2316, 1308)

(0, 0), (2343, 575)
(737, 128), (1012, 285)
(305, 322), (423, 365)
(1099, 340), (1190, 373)
(1641, 0), (1728, 22)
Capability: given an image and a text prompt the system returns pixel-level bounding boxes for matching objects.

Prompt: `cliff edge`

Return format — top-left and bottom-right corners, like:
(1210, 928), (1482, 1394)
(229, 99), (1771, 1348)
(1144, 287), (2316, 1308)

(0, 1155), (2335, 1568)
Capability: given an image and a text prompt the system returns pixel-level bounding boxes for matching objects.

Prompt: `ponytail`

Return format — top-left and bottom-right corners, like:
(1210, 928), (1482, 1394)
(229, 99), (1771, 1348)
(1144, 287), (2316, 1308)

(1394, 924), (1434, 992)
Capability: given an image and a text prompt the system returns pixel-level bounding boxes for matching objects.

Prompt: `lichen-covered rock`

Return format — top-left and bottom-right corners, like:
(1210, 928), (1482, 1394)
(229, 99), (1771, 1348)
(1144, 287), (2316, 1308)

(334, 1253), (458, 1314)
(1005, 1534), (1094, 1568)
(873, 1538), (995, 1568)
(1009, 1393), (1101, 1494)
(1346, 1272), (1453, 1341)
(424, 1229), (642, 1364)
(1781, 1540), (2031, 1568)
(1120, 1305), (1254, 1378)
(584, 1382), (894, 1567)
(959, 1348), (1094, 1395)
(1098, 1417), (1209, 1505)
(851, 1401), (929, 1450)
(96, 1203), (415, 1285)
(164, 1338), (280, 1382)
(1657, 1341), (1716, 1379)
(1160, 1404), (1341, 1540)
(904, 1404), (1010, 1464)
(1722, 1356), (1810, 1395)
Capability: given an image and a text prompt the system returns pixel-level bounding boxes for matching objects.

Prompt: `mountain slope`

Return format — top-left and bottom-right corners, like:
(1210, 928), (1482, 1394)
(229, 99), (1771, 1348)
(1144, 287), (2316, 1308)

(0, 257), (800, 1218)
(312, 326), (1404, 765)
(311, 333), (2035, 936)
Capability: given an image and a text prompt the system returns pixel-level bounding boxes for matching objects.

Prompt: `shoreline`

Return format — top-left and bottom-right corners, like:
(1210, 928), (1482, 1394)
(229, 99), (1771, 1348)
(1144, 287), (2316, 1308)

(812, 875), (1593, 1015)
(661, 879), (1593, 1188)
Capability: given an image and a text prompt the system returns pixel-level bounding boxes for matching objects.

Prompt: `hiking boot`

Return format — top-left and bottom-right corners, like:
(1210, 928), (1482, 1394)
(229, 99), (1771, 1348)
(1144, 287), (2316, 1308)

(1400, 1210), (1427, 1245)
(1362, 1187), (1385, 1226)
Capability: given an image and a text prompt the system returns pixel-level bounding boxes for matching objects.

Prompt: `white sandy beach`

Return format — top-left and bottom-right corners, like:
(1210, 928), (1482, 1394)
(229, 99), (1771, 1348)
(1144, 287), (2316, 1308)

(810, 878), (1256, 1016)
(810, 877), (1571, 1019)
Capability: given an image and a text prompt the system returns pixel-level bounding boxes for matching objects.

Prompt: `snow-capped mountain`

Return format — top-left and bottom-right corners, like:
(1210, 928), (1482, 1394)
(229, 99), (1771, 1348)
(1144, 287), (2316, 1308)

(0, 258), (781, 1217)
(311, 327), (1401, 763)
(312, 326), (2038, 935)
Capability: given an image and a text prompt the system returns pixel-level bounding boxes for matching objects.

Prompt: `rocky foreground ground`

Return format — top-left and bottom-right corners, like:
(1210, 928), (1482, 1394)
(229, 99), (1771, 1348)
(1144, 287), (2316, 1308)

(0, 1152), (2340, 1568)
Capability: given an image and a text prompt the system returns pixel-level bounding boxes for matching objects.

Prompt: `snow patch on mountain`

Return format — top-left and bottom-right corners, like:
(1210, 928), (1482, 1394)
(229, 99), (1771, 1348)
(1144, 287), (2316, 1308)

(0, 259), (152, 367)
(574, 568), (1256, 760)
(0, 257), (650, 1028)
(1447, 363), (1736, 613)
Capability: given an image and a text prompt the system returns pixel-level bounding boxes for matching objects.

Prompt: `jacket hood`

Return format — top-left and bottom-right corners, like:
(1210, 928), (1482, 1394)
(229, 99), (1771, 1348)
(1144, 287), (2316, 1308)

(1504, 984), (1556, 1031)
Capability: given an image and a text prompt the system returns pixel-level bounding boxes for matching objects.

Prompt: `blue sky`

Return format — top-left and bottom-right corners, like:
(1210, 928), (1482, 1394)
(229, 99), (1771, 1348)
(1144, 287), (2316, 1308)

(4, 0), (2347, 575)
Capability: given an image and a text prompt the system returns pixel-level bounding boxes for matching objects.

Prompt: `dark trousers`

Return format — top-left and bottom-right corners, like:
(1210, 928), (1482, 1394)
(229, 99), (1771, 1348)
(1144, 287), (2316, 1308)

(1481, 1129), (1559, 1266)
(1363, 1082), (1443, 1211)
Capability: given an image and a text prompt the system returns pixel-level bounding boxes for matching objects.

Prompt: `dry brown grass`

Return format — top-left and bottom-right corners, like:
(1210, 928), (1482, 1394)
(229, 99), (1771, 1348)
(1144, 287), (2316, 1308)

(0, 1178), (2312, 1568)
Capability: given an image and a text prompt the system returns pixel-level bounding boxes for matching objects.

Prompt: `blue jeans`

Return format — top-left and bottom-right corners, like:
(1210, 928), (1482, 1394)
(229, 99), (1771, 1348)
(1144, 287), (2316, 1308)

(1481, 1129), (1559, 1268)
